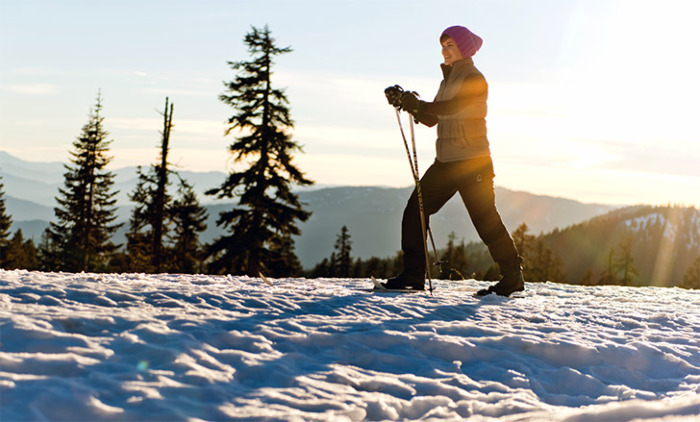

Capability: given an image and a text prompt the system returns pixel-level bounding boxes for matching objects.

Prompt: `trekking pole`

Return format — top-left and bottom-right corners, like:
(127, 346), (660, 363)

(408, 115), (442, 276)
(394, 108), (436, 294)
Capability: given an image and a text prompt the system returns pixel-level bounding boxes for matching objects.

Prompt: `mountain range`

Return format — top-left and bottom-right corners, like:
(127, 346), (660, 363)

(2, 151), (618, 268)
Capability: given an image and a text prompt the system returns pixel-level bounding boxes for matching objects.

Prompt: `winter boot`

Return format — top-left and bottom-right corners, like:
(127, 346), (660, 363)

(476, 266), (525, 297)
(381, 272), (425, 291)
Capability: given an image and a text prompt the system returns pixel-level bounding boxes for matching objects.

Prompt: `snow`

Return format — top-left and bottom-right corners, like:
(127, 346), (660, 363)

(1, 270), (699, 421)
(627, 213), (665, 229)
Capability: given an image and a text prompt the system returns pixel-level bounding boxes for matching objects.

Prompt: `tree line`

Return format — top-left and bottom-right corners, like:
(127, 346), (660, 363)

(3, 173), (700, 289)
(0, 26), (309, 278)
(309, 217), (700, 290)
(0, 94), (209, 275)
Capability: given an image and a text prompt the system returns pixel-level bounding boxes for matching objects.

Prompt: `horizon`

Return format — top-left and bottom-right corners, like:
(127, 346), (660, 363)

(3, 149), (699, 209)
(1, 0), (699, 207)
(0, 149), (643, 209)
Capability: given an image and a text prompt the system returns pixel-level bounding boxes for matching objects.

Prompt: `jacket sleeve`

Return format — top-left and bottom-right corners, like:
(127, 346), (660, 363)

(416, 73), (487, 127)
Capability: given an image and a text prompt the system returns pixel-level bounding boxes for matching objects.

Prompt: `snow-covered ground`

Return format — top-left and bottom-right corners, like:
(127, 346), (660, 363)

(1, 270), (699, 421)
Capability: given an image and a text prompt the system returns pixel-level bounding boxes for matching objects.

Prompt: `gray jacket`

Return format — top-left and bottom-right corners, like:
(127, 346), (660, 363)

(433, 58), (490, 162)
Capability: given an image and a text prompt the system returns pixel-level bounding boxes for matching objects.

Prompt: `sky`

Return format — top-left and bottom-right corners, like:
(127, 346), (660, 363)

(1, 0), (699, 207)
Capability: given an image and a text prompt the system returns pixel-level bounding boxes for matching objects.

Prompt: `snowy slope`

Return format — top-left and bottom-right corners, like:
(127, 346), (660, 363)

(1, 270), (699, 421)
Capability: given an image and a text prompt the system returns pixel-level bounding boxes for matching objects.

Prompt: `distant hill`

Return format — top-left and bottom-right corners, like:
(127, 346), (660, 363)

(0, 150), (65, 184)
(5, 186), (617, 269)
(292, 185), (616, 267)
(5, 196), (53, 221)
(3, 150), (620, 268)
(1, 151), (324, 206)
(539, 205), (700, 287)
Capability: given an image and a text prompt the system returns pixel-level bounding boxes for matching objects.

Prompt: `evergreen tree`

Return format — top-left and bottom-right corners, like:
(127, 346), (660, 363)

(49, 93), (121, 272)
(439, 232), (469, 280)
(681, 255), (700, 289)
(580, 269), (596, 286)
(267, 233), (303, 277)
(125, 98), (176, 272)
(328, 252), (338, 277)
(598, 248), (618, 285)
(37, 228), (61, 271)
(152, 97), (174, 271)
(615, 235), (638, 286)
(363, 257), (387, 279)
(2, 229), (39, 270)
(125, 167), (159, 272)
(311, 257), (331, 278)
(0, 178), (12, 267)
(207, 26), (313, 276)
(391, 251), (405, 278)
(352, 258), (364, 278)
(529, 239), (566, 283)
(169, 178), (208, 274)
(512, 223), (535, 278)
(333, 225), (353, 277)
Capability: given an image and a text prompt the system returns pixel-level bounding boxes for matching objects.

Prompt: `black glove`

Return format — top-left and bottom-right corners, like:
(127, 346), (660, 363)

(400, 91), (423, 117)
(384, 85), (404, 108)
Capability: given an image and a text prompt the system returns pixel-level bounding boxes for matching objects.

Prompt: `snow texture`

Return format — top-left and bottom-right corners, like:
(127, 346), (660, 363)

(1, 269), (699, 421)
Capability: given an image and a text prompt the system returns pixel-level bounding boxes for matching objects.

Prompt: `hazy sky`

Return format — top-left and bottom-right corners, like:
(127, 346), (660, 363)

(1, 0), (699, 206)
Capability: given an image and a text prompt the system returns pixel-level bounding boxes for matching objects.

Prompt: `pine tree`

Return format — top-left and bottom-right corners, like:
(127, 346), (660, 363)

(311, 257), (331, 278)
(169, 178), (208, 274)
(207, 26), (313, 276)
(2, 229), (39, 270)
(125, 98), (175, 272)
(328, 252), (338, 277)
(363, 257), (386, 279)
(511, 223), (535, 278)
(598, 248), (618, 285)
(37, 228), (61, 271)
(580, 269), (596, 286)
(615, 235), (638, 286)
(49, 93), (121, 272)
(439, 232), (469, 280)
(681, 256), (700, 289)
(352, 258), (364, 278)
(152, 97), (174, 271)
(529, 239), (566, 283)
(267, 233), (304, 277)
(0, 178), (12, 267)
(333, 226), (353, 278)
(125, 174), (156, 272)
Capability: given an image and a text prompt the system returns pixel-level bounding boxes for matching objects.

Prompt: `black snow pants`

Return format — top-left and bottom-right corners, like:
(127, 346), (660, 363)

(400, 155), (522, 277)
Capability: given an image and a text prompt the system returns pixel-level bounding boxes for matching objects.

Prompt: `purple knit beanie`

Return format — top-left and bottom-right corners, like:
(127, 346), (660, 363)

(441, 25), (483, 58)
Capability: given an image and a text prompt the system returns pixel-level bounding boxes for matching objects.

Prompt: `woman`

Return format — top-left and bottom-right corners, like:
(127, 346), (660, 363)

(383, 25), (524, 296)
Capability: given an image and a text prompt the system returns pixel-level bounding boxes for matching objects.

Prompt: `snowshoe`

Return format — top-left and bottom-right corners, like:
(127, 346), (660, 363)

(476, 269), (525, 297)
(374, 273), (425, 291)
